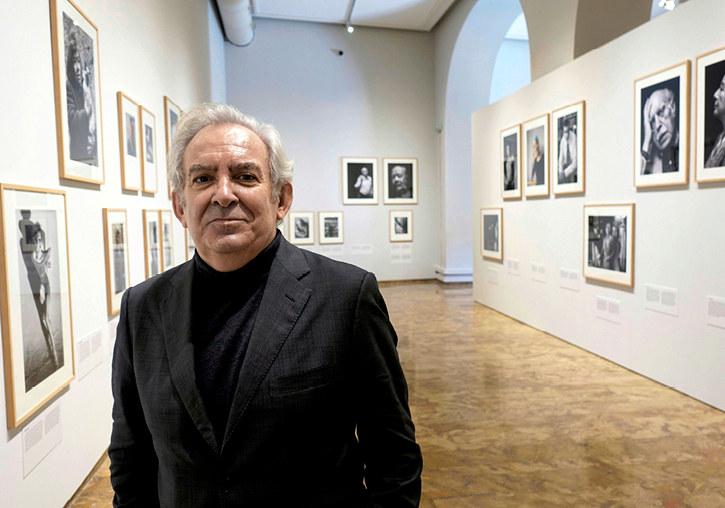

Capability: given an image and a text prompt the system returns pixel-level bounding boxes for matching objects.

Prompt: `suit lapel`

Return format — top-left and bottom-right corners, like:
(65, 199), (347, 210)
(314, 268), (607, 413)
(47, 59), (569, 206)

(221, 239), (311, 451)
(159, 261), (219, 455)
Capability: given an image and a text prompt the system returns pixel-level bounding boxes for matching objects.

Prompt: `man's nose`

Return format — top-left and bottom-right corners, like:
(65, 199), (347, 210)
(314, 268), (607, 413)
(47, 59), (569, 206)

(212, 175), (239, 207)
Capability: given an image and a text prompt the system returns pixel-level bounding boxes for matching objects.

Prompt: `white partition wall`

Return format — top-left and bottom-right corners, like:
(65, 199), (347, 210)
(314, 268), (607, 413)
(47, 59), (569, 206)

(472, 0), (725, 411)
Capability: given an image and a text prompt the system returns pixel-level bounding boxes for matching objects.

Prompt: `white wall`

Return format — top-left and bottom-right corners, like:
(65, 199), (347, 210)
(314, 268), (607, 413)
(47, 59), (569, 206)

(0, 1), (220, 506)
(225, 18), (439, 281)
(472, 0), (725, 410)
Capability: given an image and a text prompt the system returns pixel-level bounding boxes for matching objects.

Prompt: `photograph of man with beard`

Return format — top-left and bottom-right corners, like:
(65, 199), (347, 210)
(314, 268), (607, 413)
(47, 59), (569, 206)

(704, 61), (725, 168)
(389, 164), (413, 199)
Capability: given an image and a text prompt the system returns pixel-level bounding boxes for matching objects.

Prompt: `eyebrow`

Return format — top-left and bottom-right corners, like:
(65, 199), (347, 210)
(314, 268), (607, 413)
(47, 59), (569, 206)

(187, 161), (263, 179)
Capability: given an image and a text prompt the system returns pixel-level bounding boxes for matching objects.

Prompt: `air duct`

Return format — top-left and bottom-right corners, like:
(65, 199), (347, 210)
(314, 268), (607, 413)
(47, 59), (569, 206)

(216, 0), (255, 47)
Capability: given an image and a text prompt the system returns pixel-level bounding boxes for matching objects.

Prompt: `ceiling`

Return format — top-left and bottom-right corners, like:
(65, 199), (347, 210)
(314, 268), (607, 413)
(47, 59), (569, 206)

(251, 0), (459, 32)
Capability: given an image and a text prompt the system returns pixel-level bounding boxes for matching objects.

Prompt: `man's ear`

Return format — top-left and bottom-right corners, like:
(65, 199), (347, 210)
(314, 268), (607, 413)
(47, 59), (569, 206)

(171, 190), (187, 228)
(276, 182), (293, 221)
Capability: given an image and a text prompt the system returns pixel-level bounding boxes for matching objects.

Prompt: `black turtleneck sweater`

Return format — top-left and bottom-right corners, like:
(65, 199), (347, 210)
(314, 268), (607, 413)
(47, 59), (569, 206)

(192, 232), (281, 444)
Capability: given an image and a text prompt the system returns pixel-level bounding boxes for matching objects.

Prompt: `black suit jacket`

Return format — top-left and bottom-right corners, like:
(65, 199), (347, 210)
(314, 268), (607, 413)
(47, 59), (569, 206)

(109, 237), (422, 507)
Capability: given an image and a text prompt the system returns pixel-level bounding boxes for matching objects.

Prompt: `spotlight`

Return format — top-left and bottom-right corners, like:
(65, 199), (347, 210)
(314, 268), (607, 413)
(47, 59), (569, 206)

(346, 22), (354, 33)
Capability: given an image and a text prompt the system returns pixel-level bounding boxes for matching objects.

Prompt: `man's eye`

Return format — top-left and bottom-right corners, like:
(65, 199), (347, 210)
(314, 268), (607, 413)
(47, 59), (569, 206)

(193, 176), (210, 183)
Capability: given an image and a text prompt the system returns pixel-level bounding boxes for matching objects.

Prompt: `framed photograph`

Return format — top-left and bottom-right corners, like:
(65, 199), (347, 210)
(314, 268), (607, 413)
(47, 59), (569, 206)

(140, 106), (158, 193)
(289, 211), (314, 245)
(342, 157), (378, 205)
(318, 212), (344, 244)
(501, 125), (521, 199)
(185, 228), (195, 261)
(696, 47), (725, 182)
(0, 184), (74, 428)
(634, 62), (690, 187)
(102, 209), (130, 316)
(160, 210), (173, 272)
(583, 204), (635, 287)
(480, 207), (503, 260)
(143, 209), (160, 279)
(164, 97), (182, 196)
(50, 0), (104, 184)
(523, 115), (549, 197)
(552, 101), (585, 195)
(389, 210), (413, 242)
(383, 158), (417, 204)
(117, 92), (141, 191)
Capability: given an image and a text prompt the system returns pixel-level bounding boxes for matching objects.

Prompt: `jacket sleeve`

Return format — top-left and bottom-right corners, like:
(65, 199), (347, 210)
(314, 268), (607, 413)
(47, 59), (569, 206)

(108, 288), (160, 508)
(353, 272), (423, 507)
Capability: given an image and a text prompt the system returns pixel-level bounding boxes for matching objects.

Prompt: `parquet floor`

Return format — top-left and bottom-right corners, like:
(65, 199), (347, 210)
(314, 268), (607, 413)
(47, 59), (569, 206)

(68, 281), (725, 507)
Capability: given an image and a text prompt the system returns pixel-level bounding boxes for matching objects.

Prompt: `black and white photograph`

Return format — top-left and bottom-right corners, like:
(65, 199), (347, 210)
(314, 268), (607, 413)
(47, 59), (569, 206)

(342, 157), (378, 205)
(552, 101), (585, 195)
(319, 211), (344, 244)
(289, 211), (315, 245)
(161, 210), (173, 271)
(103, 209), (130, 316)
(523, 114), (549, 197)
(1, 185), (74, 428)
(383, 158), (418, 204)
(389, 210), (413, 242)
(480, 208), (503, 260)
(117, 92), (142, 191)
(696, 47), (725, 182)
(165, 96), (182, 196)
(501, 125), (521, 198)
(143, 210), (160, 279)
(140, 106), (158, 193)
(583, 204), (634, 287)
(634, 62), (690, 187)
(51, 0), (104, 184)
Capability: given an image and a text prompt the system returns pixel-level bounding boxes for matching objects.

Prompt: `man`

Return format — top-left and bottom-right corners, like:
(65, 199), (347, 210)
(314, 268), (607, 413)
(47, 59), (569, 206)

(503, 142), (516, 190)
(65, 40), (97, 165)
(529, 135), (544, 185)
(354, 165), (373, 198)
(641, 88), (678, 174)
(109, 103), (422, 507)
(389, 165), (412, 199)
(705, 73), (725, 168)
(558, 119), (577, 184)
(601, 222), (616, 270)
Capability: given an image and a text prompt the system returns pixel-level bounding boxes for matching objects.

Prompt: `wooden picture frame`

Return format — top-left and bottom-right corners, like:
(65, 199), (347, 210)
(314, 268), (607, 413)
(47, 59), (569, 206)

(160, 210), (173, 272)
(696, 47), (725, 183)
(389, 210), (413, 242)
(342, 157), (378, 205)
(634, 62), (690, 187)
(50, 0), (105, 184)
(185, 228), (195, 261)
(383, 158), (418, 205)
(501, 124), (521, 199)
(0, 184), (75, 428)
(583, 204), (635, 287)
(523, 114), (549, 197)
(480, 207), (503, 260)
(117, 92), (141, 191)
(318, 211), (344, 244)
(552, 101), (585, 195)
(102, 208), (130, 316)
(140, 106), (158, 193)
(289, 211), (315, 245)
(164, 96), (182, 197)
(142, 209), (160, 279)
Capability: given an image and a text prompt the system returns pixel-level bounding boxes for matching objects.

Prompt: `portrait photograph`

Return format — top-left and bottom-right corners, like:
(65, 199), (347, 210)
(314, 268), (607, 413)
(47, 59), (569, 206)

(165, 96), (183, 196)
(161, 210), (174, 272)
(480, 207), (503, 260)
(634, 62), (690, 187)
(289, 211), (315, 245)
(583, 204), (634, 287)
(0, 184), (75, 429)
(185, 228), (196, 261)
(140, 106), (158, 193)
(383, 158), (418, 205)
(103, 209), (130, 316)
(389, 210), (413, 242)
(552, 101), (585, 195)
(342, 157), (378, 205)
(50, 0), (104, 184)
(117, 92), (142, 191)
(696, 47), (725, 182)
(523, 114), (549, 197)
(318, 211), (344, 244)
(143, 209), (160, 279)
(501, 125), (521, 199)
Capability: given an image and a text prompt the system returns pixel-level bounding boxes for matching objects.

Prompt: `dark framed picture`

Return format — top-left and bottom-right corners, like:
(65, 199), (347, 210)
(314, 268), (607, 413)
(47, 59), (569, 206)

(523, 114), (549, 197)
(164, 96), (183, 197)
(50, 0), (104, 184)
(634, 62), (690, 187)
(160, 210), (173, 271)
(185, 228), (195, 261)
(140, 106), (158, 193)
(0, 184), (75, 428)
(480, 207), (503, 260)
(102, 209), (130, 316)
(389, 210), (413, 242)
(143, 209), (160, 279)
(289, 211), (314, 245)
(383, 158), (417, 205)
(501, 124), (521, 199)
(318, 211), (344, 244)
(552, 101), (585, 195)
(342, 157), (378, 205)
(117, 92), (141, 191)
(583, 204), (635, 287)
(696, 47), (725, 183)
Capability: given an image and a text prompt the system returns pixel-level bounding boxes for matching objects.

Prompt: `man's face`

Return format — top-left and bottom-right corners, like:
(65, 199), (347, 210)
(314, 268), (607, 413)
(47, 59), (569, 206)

(533, 138), (539, 155)
(605, 223), (611, 236)
(714, 75), (725, 118)
(172, 123), (290, 268)
(563, 123), (570, 137)
(391, 166), (407, 192)
(361, 167), (369, 177)
(650, 91), (676, 150)
(73, 60), (82, 85)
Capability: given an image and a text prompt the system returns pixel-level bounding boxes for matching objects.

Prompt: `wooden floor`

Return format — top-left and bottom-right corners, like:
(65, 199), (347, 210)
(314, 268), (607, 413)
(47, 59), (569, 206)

(68, 281), (725, 507)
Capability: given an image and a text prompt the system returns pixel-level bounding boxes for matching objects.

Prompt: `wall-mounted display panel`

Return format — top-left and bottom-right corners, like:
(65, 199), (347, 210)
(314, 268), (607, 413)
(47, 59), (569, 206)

(583, 204), (634, 288)
(390, 210), (413, 242)
(140, 106), (158, 193)
(342, 157), (378, 205)
(552, 101), (585, 195)
(318, 211), (343, 244)
(696, 46), (725, 182)
(143, 209), (160, 279)
(523, 115), (549, 197)
(383, 158), (418, 204)
(501, 124), (521, 199)
(480, 207), (503, 260)
(117, 92), (141, 191)
(289, 211), (314, 245)
(102, 208), (129, 316)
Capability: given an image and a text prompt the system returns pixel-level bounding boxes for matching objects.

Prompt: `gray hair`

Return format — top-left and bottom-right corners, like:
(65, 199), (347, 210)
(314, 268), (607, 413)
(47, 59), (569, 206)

(168, 103), (293, 203)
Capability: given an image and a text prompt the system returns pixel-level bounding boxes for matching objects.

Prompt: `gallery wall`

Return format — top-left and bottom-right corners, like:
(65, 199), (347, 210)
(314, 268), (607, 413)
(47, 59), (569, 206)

(472, 0), (725, 410)
(0, 0), (221, 506)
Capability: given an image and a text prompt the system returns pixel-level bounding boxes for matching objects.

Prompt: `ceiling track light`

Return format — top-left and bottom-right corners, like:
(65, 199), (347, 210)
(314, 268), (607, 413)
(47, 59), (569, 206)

(344, 0), (356, 33)
(346, 22), (354, 33)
